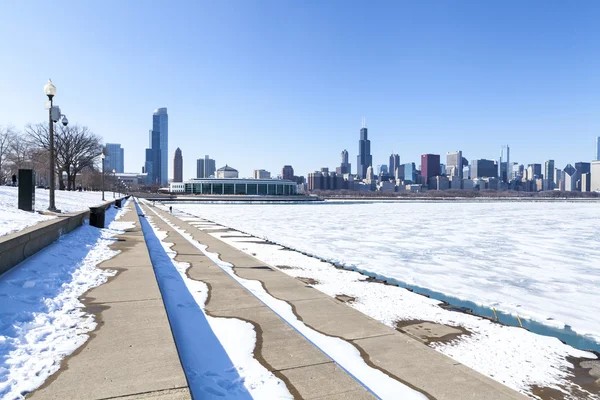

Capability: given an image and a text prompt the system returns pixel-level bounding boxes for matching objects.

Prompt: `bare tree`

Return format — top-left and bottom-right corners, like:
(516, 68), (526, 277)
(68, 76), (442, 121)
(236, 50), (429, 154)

(0, 125), (16, 184)
(8, 134), (33, 172)
(25, 122), (103, 190)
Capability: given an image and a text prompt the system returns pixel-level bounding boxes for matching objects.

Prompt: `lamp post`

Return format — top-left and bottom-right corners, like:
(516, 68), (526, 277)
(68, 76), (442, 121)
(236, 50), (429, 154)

(112, 169), (116, 198)
(44, 79), (68, 212)
(101, 153), (105, 201)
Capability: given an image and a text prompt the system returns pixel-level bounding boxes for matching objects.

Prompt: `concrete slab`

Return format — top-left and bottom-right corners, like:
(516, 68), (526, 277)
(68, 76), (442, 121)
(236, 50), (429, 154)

(99, 239), (153, 269)
(107, 388), (191, 400)
(234, 266), (330, 301)
(85, 264), (162, 304)
(290, 297), (395, 340)
(30, 300), (189, 400)
(215, 305), (332, 371)
(353, 333), (527, 399)
(280, 362), (375, 400)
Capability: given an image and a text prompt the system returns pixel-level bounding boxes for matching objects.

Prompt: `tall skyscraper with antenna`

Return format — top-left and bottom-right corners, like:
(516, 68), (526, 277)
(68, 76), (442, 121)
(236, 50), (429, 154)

(356, 118), (372, 179)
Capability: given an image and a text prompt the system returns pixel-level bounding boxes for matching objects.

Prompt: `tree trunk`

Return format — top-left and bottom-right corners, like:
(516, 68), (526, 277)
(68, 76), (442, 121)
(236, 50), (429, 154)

(58, 170), (65, 190)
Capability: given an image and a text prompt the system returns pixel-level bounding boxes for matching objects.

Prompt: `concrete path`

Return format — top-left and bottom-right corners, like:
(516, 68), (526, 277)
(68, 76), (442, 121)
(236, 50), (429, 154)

(30, 201), (191, 400)
(143, 202), (528, 400)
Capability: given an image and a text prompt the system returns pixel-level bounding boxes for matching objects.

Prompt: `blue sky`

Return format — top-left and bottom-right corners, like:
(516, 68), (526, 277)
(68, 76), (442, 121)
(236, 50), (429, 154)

(1, 0), (599, 179)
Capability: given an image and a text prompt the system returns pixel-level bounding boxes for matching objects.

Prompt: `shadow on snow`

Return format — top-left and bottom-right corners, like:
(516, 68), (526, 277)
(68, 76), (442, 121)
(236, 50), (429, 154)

(134, 200), (252, 400)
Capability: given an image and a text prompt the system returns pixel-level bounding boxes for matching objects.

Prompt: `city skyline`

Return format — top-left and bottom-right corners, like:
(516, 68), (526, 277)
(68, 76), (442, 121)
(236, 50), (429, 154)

(1, 2), (599, 180)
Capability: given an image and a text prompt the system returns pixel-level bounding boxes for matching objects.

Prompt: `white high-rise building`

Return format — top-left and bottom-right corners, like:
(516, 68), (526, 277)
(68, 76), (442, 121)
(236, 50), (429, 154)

(446, 151), (463, 181)
(591, 161), (600, 192)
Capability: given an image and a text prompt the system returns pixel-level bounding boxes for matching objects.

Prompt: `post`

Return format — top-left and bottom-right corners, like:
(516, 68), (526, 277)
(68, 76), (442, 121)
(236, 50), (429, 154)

(102, 158), (105, 201)
(48, 98), (56, 211)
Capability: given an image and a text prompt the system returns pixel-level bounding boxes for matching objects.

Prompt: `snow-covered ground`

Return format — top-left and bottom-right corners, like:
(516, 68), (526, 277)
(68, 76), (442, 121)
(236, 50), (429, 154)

(141, 201), (428, 399)
(0, 186), (112, 237)
(174, 202), (600, 343)
(170, 201), (600, 399)
(0, 201), (133, 400)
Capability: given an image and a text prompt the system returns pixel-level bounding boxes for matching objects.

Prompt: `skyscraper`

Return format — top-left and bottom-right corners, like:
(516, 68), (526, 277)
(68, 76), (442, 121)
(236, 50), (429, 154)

(173, 148), (183, 182)
(471, 159), (497, 178)
(144, 108), (168, 185)
(104, 143), (124, 173)
(282, 165), (294, 180)
(420, 154), (440, 184)
(563, 164), (577, 191)
(196, 155), (216, 178)
(446, 151), (463, 180)
(401, 163), (417, 182)
(596, 136), (600, 161)
(544, 160), (555, 188)
(499, 145), (510, 182)
(356, 119), (372, 179)
(336, 150), (351, 174)
(389, 153), (400, 177)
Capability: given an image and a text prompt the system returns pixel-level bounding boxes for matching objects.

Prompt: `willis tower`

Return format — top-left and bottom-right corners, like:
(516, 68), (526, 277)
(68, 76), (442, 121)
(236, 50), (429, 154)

(356, 118), (372, 179)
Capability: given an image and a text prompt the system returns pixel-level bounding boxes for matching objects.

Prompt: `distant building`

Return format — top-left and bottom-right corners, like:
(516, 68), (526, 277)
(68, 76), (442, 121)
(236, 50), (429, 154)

(471, 159), (497, 179)
(366, 165), (375, 183)
(596, 137), (600, 161)
(446, 151), (463, 181)
(554, 168), (562, 188)
(499, 145), (510, 182)
(563, 164), (577, 191)
(282, 165), (294, 180)
(389, 153), (400, 177)
(115, 173), (148, 191)
(307, 169), (344, 191)
(591, 161), (600, 191)
(544, 160), (555, 190)
(575, 162), (591, 191)
(196, 155), (216, 178)
(433, 176), (450, 190)
(401, 163), (417, 183)
(420, 154), (440, 185)
(581, 173), (591, 192)
(356, 119), (372, 179)
(253, 169), (271, 179)
(104, 143), (124, 174)
(173, 148), (183, 182)
(526, 164), (542, 180)
(145, 108), (168, 185)
(171, 178), (297, 195)
(336, 150), (351, 175)
(216, 165), (238, 179)
(377, 165), (388, 175)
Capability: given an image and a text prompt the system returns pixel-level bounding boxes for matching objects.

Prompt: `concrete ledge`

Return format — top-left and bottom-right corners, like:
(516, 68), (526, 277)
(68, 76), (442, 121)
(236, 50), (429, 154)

(0, 201), (115, 276)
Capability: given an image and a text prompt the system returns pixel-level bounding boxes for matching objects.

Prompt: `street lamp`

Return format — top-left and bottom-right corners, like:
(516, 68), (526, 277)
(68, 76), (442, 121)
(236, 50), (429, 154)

(112, 169), (116, 198)
(44, 79), (68, 212)
(101, 153), (105, 201)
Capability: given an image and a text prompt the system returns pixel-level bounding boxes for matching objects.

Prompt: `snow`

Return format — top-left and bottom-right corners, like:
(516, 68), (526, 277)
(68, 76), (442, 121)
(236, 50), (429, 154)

(168, 202), (600, 398)
(0, 186), (110, 237)
(173, 202), (600, 343)
(0, 200), (133, 400)
(136, 201), (291, 399)
(144, 202), (427, 400)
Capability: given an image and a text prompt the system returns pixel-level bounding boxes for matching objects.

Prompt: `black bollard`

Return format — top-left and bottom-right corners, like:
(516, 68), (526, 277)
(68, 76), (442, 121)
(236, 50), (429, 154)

(89, 206), (105, 228)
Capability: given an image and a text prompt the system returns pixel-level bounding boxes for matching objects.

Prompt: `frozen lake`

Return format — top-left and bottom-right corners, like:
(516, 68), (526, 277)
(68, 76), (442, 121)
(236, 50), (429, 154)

(175, 201), (600, 345)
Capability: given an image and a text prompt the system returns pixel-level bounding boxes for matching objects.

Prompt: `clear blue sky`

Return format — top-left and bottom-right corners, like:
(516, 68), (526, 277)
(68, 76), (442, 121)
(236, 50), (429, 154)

(1, 0), (599, 179)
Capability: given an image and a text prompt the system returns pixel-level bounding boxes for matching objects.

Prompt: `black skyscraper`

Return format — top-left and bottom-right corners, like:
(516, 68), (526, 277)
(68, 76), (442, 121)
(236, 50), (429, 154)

(356, 120), (372, 179)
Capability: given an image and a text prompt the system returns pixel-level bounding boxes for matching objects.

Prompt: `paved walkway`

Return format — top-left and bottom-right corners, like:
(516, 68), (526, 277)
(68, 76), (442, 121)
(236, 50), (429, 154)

(30, 201), (191, 400)
(141, 202), (527, 400)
